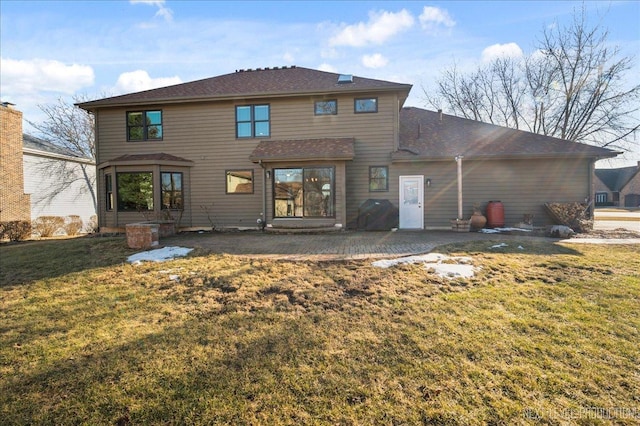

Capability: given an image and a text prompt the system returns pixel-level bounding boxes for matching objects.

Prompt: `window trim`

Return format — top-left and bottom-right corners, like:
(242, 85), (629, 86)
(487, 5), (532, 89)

(161, 171), (184, 210)
(225, 169), (255, 194)
(236, 104), (270, 138)
(314, 99), (338, 116)
(369, 166), (389, 192)
(126, 110), (163, 142)
(354, 97), (378, 114)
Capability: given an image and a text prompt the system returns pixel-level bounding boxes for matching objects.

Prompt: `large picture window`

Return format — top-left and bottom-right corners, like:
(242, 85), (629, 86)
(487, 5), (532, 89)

(161, 172), (183, 209)
(226, 170), (254, 194)
(236, 104), (270, 138)
(127, 110), (163, 141)
(274, 167), (334, 218)
(116, 172), (154, 211)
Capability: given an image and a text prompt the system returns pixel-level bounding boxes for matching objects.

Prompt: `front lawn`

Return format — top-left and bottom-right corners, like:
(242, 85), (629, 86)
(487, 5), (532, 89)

(1, 237), (639, 424)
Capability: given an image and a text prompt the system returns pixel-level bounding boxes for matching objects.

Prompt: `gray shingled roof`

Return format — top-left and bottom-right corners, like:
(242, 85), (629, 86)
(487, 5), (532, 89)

(394, 107), (620, 161)
(250, 138), (355, 163)
(23, 134), (86, 159)
(78, 66), (412, 109)
(595, 166), (639, 191)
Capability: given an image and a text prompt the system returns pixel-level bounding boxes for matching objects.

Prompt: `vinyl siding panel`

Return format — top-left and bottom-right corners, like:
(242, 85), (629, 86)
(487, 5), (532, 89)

(393, 158), (592, 228)
(23, 153), (96, 225)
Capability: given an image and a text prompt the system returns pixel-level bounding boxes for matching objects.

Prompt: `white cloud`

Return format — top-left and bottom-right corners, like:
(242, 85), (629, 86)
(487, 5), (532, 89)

(0, 57), (94, 95)
(481, 42), (524, 62)
(113, 70), (182, 94)
(329, 9), (414, 47)
(419, 6), (455, 33)
(283, 52), (295, 63)
(362, 53), (388, 69)
(317, 63), (338, 73)
(130, 0), (173, 23)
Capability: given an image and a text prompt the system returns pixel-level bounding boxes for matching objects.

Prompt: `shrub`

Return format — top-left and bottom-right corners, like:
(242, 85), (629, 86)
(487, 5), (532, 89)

(64, 215), (84, 236)
(33, 216), (65, 237)
(0, 221), (32, 241)
(85, 215), (98, 234)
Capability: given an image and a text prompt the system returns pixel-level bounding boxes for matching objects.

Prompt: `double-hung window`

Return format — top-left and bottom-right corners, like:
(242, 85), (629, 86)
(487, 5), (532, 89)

(236, 105), (270, 138)
(161, 172), (183, 209)
(105, 174), (113, 211)
(127, 110), (163, 141)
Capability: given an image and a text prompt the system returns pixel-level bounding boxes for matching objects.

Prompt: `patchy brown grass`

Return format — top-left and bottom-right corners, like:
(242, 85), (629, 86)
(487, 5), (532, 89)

(1, 237), (639, 424)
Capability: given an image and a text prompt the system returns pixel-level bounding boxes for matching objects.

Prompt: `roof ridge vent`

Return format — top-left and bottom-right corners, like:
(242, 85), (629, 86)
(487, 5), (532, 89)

(337, 74), (353, 84)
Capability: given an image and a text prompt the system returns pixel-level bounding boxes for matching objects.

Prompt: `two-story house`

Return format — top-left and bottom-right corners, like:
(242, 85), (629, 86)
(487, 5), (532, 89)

(78, 66), (619, 232)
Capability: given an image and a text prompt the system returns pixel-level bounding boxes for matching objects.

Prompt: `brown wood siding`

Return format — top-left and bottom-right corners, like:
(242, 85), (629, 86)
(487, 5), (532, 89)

(95, 92), (400, 228)
(392, 158), (592, 228)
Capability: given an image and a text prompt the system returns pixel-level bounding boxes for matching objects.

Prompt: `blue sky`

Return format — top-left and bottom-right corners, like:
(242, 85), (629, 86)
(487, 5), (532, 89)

(1, 0), (639, 166)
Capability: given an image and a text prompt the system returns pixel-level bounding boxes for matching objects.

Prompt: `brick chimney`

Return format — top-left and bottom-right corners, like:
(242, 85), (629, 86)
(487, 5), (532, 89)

(0, 103), (31, 222)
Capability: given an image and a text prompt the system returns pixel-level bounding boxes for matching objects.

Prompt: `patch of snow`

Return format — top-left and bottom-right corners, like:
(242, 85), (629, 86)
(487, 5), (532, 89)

(479, 227), (532, 233)
(372, 253), (477, 279)
(490, 243), (509, 249)
(517, 245), (525, 250)
(128, 246), (193, 265)
(168, 274), (180, 281)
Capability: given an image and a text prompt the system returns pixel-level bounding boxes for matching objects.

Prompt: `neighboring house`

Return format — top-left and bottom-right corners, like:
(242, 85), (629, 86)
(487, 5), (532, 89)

(0, 103), (31, 223)
(77, 66), (619, 232)
(594, 163), (640, 207)
(22, 134), (97, 226)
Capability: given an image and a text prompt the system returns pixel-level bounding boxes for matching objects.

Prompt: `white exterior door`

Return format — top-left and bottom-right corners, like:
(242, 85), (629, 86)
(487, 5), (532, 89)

(399, 175), (424, 229)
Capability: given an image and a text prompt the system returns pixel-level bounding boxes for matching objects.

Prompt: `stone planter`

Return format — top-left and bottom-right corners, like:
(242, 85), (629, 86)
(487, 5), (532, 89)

(450, 219), (470, 232)
(125, 221), (176, 249)
(126, 223), (160, 249)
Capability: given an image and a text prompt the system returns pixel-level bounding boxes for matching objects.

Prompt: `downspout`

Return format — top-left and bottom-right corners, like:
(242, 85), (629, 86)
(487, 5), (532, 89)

(455, 155), (464, 220)
(259, 160), (267, 230)
(588, 158), (595, 218)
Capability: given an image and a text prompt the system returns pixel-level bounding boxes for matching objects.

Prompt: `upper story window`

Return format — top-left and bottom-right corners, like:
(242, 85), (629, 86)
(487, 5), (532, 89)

(354, 98), (378, 113)
(314, 100), (337, 115)
(236, 104), (270, 138)
(127, 110), (163, 141)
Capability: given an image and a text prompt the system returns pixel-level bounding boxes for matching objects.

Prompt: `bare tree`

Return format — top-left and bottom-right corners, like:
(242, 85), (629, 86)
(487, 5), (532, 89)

(27, 95), (97, 212)
(424, 7), (640, 152)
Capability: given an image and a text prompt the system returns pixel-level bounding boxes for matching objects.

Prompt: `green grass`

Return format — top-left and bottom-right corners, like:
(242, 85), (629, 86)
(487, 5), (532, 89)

(1, 237), (639, 425)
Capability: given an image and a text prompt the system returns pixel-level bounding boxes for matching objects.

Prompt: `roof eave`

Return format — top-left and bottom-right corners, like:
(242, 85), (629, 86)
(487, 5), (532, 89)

(22, 147), (95, 164)
(250, 155), (354, 163)
(98, 158), (194, 170)
(391, 151), (621, 162)
(77, 85), (412, 111)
